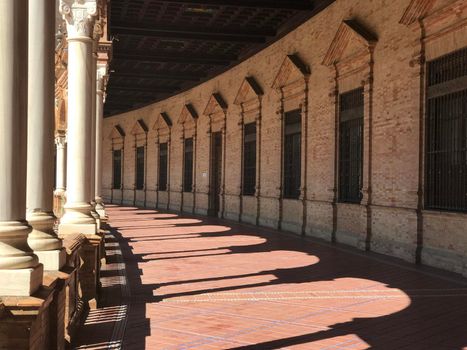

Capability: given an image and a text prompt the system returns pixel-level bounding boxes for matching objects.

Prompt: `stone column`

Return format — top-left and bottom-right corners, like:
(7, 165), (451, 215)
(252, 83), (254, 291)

(26, 0), (65, 270)
(89, 33), (100, 228)
(95, 63), (106, 217)
(0, 0), (43, 296)
(55, 133), (67, 195)
(58, 0), (98, 236)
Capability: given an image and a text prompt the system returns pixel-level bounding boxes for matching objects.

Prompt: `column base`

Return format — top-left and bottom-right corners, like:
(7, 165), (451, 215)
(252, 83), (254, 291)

(59, 203), (97, 235)
(90, 200), (101, 229)
(96, 208), (106, 218)
(27, 211), (63, 251)
(95, 198), (106, 219)
(35, 247), (66, 271)
(0, 264), (44, 296)
(58, 222), (97, 236)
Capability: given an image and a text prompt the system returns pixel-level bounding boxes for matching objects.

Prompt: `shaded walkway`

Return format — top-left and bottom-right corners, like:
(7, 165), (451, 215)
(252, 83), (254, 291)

(74, 206), (467, 349)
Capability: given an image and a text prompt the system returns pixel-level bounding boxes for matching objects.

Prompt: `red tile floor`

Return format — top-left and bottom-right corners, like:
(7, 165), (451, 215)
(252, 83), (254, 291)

(74, 206), (467, 350)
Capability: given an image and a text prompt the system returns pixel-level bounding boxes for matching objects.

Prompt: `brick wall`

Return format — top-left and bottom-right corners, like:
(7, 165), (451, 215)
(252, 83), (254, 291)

(102, 0), (467, 276)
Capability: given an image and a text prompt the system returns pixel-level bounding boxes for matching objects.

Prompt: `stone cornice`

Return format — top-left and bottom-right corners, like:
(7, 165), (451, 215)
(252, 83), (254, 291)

(59, 0), (99, 39)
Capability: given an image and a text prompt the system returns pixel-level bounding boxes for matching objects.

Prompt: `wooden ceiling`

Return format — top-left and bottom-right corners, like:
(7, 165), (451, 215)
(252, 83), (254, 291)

(105, 0), (335, 117)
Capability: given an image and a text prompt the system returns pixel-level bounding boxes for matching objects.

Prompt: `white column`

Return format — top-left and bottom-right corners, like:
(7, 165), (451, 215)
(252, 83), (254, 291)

(58, 0), (98, 236)
(26, 0), (65, 270)
(89, 34), (100, 227)
(0, 0), (43, 296)
(95, 64), (106, 217)
(55, 133), (67, 195)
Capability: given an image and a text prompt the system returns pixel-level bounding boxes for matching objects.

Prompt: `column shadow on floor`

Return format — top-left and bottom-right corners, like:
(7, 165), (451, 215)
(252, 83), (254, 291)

(79, 205), (467, 350)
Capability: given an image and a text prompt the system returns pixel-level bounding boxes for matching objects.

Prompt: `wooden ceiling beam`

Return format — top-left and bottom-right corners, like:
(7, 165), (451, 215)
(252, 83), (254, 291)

(113, 52), (236, 65)
(108, 85), (181, 93)
(110, 71), (205, 81)
(111, 23), (271, 43)
(163, 0), (314, 10)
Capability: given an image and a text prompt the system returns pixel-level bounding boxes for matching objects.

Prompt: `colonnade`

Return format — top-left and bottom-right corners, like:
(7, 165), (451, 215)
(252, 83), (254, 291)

(0, 0), (110, 297)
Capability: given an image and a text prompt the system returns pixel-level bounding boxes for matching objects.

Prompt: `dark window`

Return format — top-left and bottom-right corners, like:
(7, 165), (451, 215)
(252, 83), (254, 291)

(135, 146), (145, 190)
(159, 143), (168, 191)
(339, 88), (364, 203)
(283, 110), (301, 199)
(243, 123), (257, 196)
(112, 149), (122, 189)
(183, 138), (194, 192)
(425, 47), (467, 212)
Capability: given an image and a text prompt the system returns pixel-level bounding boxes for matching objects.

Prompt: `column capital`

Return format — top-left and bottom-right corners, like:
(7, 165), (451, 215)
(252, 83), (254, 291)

(59, 0), (99, 39)
(55, 133), (67, 148)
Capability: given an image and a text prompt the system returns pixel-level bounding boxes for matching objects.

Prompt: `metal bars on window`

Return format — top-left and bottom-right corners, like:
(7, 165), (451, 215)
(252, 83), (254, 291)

(183, 138), (194, 192)
(426, 47), (467, 212)
(283, 109), (301, 199)
(112, 149), (122, 189)
(338, 87), (364, 204)
(159, 143), (168, 191)
(243, 122), (257, 196)
(135, 146), (145, 190)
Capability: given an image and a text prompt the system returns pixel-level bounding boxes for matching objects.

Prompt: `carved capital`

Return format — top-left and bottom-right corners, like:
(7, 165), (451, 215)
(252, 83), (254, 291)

(60, 0), (99, 39)
(55, 135), (67, 148)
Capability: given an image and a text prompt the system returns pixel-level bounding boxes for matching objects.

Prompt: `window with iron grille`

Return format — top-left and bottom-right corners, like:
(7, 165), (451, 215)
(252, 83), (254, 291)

(183, 138), (194, 192)
(159, 143), (168, 191)
(425, 47), (467, 212)
(339, 87), (364, 203)
(112, 149), (122, 189)
(135, 146), (145, 190)
(283, 109), (301, 199)
(243, 122), (257, 196)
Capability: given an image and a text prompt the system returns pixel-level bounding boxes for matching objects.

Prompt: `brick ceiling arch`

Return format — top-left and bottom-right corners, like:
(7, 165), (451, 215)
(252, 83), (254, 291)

(105, 0), (335, 117)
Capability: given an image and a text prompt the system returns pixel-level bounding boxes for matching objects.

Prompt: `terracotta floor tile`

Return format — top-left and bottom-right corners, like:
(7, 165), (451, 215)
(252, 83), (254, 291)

(73, 206), (467, 350)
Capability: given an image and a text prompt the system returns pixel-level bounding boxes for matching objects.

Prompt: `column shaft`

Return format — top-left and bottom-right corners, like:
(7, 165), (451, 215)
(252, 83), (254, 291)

(58, 35), (97, 235)
(0, 0), (43, 296)
(89, 46), (100, 227)
(55, 134), (67, 193)
(95, 69), (105, 216)
(27, 0), (65, 270)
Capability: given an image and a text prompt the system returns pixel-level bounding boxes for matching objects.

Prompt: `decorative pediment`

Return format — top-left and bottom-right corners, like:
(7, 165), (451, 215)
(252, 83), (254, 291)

(178, 103), (199, 124)
(153, 112), (173, 131)
(234, 77), (263, 105)
(272, 54), (310, 89)
(400, 0), (436, 25)
(203, 93), (228, 115)
(322, 20), (377, 66)
(131, 119), (148, 135)
(109, 124), (125, 139)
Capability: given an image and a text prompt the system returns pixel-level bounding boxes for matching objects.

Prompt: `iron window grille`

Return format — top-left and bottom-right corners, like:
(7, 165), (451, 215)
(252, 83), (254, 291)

(243, 122), (257, 196)
(112, 149), (122, 189)
(338, 87), (364, 204)
(283, 109), (301, 199)
(135, 146), (145, 190)
(159, 143), (168, 191)
(425, 47), (467, 212)
(183, 138), (194, 192)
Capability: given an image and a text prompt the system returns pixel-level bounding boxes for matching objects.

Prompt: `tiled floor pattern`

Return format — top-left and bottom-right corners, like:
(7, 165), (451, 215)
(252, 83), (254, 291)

(73, 206), (467, 350)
